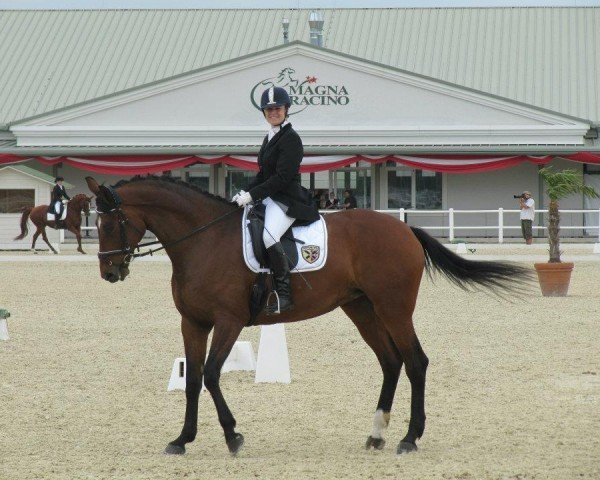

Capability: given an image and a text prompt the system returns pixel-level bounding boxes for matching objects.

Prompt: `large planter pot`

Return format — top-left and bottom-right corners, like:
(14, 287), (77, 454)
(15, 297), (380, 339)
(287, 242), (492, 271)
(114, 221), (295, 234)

(534, 262), (574, 297)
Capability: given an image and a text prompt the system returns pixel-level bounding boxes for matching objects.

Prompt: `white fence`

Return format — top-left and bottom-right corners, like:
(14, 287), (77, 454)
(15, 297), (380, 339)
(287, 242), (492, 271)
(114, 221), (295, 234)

(384, 208), (600, 243)
(76, 208), (600, 244)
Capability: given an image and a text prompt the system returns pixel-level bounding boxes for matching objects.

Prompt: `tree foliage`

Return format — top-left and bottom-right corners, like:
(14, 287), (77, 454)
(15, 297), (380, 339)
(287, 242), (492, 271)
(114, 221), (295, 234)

(539, 166), (600, 263)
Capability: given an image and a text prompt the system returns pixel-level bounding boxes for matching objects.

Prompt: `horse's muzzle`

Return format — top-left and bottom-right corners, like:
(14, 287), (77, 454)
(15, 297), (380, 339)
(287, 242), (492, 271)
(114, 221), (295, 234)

(103, 271), (120, 283)
(102, 265), (130, 283)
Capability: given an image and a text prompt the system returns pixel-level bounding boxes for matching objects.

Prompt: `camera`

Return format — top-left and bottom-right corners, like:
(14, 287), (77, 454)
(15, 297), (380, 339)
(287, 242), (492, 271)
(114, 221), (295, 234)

(513, 194), (525, 199)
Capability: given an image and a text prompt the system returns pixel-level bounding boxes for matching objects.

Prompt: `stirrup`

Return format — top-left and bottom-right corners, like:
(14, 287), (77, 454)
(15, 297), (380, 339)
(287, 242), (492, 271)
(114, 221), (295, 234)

(265, 290), (281, 315)
(265, 291), (293, 315)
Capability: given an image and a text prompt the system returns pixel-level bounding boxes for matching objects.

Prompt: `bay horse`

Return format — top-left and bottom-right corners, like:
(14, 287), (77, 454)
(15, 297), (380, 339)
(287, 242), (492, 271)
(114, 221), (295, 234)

(14, 193), (92, 254)
(85, 175), (530, 456)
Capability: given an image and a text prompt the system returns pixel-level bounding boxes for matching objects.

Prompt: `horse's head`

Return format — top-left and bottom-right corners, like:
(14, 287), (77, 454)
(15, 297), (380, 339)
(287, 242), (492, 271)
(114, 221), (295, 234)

(71, 193), (93, 216)
(86, 177), (147, 283)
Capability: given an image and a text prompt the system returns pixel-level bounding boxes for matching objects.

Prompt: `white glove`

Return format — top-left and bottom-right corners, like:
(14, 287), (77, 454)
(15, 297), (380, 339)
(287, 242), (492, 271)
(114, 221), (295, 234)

(235, 191), (253, 207)
(62, 199), (69, 204)
(231, 190), (246, 203)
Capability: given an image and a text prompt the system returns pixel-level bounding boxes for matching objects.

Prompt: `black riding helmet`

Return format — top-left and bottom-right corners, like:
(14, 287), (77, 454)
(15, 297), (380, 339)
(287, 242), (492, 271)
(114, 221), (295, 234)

(260, 86), (291, 110)
(55, 176), (64, 182)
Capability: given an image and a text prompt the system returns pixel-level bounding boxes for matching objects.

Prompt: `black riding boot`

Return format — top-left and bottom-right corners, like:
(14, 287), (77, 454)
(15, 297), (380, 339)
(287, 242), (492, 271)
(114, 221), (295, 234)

(265, 242), (294, 315)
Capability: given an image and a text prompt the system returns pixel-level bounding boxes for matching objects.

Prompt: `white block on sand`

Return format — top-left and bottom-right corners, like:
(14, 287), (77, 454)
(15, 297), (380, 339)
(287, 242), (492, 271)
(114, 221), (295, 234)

(456, 243), (467, 254)
(255, 324), (291, 384)
(168, 341), (257, 391)
(167, 357), (187, 391)
(0, 319), (8, 341)
(593, 243), (600, 254)
(222, 341), (256, 373)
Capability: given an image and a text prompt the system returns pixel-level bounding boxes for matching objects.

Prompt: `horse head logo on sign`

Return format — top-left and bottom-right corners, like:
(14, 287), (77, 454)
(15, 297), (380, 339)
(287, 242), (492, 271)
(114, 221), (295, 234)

(250, 67), (350, 116)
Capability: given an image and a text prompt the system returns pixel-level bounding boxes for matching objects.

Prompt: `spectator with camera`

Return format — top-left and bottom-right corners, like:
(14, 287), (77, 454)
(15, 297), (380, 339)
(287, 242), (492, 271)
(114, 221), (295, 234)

(516, 191), (535, 245)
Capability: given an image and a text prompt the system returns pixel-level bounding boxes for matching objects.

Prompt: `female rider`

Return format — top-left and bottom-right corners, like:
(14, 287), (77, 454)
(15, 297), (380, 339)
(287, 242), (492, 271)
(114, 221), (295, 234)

(232, 86), (319, 314)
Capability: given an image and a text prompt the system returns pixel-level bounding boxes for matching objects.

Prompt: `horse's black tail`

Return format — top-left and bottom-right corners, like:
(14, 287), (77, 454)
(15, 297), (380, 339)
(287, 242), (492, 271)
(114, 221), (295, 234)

(14, 207), (32, 240)
(410, 226), (533, 295)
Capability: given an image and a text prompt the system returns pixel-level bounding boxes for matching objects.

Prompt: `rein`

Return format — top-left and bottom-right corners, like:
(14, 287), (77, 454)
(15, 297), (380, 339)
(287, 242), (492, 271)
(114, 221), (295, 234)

(132, 208), (239, 258)
(96, 192), (239, 265)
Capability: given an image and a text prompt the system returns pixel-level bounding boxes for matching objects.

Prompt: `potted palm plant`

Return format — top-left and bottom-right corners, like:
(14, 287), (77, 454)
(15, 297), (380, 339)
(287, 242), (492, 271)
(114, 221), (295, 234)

(534, 166), (600, 296)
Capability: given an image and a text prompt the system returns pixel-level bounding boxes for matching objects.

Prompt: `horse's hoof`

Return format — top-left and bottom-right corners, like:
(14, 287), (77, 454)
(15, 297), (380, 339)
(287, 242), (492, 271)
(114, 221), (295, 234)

(164, 443), (186, 455)
(365, 436), (385, 450)
(396, 441), (418, 455)
(32, 250), (38, 255)
(226, 433), (244, 455)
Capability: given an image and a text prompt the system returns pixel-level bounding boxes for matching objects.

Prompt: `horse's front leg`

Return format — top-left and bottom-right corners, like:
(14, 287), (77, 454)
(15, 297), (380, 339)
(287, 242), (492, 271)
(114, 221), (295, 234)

(40, 228), (58, 254)
(203, 314), (245, 455)
(69, 225), (86, 254)
(165, 317), (211, 455)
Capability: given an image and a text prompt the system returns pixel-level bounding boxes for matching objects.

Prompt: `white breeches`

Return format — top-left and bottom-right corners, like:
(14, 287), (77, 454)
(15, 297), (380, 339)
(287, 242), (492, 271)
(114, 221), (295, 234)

(262, 197), (295, 249)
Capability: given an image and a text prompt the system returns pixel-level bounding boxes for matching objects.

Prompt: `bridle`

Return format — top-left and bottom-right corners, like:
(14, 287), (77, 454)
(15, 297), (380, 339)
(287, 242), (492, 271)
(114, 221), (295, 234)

(96, 186), (239, 268)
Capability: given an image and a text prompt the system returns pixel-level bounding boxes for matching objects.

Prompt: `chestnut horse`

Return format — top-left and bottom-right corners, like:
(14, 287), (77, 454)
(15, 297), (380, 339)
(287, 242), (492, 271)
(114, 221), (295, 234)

(14, 193), (92, 254)
(86, 175), (530, 456)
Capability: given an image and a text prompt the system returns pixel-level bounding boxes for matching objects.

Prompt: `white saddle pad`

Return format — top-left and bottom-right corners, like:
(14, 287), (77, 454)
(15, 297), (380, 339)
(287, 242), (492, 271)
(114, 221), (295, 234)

(46, 205), (67, 221)
(242, 206), (328, 274)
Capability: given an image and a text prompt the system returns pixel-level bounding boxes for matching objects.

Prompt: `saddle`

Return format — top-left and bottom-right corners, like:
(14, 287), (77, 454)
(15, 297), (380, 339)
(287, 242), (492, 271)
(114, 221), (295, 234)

(243, 203), (329, 324)
(46, 203), (68, 223)
(247, 203), (300, 269)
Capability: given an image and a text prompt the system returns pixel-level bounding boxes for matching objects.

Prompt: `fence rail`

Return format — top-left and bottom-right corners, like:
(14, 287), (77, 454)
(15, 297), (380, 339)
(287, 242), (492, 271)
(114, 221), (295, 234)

(78, 208), (600, 244)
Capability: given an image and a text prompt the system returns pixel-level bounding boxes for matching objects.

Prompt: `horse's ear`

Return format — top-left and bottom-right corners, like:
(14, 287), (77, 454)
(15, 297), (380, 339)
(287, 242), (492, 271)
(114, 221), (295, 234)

(86, 177), (101, 196)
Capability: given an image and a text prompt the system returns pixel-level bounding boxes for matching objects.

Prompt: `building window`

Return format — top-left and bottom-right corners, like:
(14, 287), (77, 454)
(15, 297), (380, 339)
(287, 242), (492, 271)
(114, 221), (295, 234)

(0, 189), (35, 213)
(584, 164), (600, 175)
(185, 164), (211, 191)
(224, 167), (256, 199)
(387, 168), (412, 208)
(386, 163), (442, 209)
(331, 162), (372, 208)
(416, 169), (442, 209)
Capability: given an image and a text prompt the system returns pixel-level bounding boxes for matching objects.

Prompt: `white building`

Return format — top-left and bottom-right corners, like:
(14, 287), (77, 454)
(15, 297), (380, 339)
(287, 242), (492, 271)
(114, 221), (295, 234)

(1, 8), (599, 238)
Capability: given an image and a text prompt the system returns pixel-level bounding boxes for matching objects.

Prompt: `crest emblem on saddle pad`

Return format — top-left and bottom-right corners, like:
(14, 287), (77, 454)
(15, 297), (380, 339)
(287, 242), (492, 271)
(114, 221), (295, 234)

(301, 245), (320, 264)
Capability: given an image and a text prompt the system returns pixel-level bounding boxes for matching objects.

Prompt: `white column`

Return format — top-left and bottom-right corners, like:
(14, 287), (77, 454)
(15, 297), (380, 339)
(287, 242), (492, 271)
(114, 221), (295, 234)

(498, 208), (504, 244)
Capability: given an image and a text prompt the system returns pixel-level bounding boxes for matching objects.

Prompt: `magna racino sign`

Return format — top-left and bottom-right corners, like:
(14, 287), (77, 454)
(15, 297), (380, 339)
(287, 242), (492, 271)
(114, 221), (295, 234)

(250, 67), (350, 115)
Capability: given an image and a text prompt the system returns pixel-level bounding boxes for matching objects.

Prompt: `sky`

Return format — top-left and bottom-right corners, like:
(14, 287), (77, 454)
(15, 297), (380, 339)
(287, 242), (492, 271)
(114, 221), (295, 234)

(0, 0), (598, 9)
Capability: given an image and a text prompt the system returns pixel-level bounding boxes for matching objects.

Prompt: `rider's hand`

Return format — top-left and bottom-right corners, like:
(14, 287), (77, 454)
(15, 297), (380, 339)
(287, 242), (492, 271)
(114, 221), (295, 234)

(235, 191), (253, 207)
(231, 190), (246, 204)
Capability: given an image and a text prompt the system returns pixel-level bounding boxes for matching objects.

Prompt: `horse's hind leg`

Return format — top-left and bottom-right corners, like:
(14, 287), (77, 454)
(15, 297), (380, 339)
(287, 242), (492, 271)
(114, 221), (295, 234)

(166, 317), (210, 455)
(373, 300), (429, 454)
(31, 229), (41, 253)
(342, 296), (403, 451)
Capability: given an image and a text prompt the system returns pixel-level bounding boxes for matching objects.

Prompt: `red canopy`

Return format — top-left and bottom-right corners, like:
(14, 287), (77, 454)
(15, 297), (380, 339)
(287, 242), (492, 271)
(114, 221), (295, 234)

(1, 152), (599, 175)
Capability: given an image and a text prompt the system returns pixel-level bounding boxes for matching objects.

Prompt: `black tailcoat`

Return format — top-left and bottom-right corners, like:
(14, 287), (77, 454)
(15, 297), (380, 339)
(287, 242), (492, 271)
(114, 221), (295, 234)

(248, 123), (319, 223)
(51, 184), (70, 203)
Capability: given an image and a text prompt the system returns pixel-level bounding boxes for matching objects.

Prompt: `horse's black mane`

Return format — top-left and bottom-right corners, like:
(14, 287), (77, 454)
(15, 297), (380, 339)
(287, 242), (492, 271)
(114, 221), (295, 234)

(112, 174), (234, 207)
